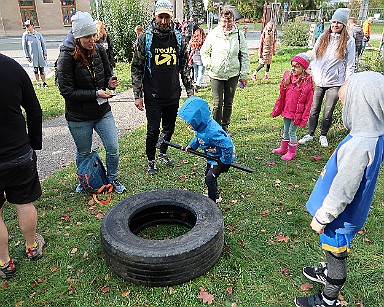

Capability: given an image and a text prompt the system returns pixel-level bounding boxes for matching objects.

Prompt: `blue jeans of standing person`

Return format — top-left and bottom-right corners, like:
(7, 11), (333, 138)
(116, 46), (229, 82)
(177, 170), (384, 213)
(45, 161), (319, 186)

(193, 63), (205, 87)
(67, 111), (120, 181)
(283, 118), (298, 143)
(307, 86), (340, 137)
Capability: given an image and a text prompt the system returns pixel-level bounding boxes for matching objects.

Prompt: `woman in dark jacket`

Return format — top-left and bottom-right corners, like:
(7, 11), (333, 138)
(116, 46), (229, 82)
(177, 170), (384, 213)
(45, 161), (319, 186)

(56, 11), (126, 193)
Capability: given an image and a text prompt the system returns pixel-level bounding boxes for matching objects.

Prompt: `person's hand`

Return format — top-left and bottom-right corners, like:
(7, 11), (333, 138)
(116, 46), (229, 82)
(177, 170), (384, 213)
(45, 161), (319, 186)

(97, 89), (114, 99)
(26, 57), (31, 62)
(108, 76), (119, 88)
(310, 216), (326, 234)
(135, 98), (144, 111)
(239, 79), (247, 87)
(43, 55), (47, 61)
(185, 145), (192, 153)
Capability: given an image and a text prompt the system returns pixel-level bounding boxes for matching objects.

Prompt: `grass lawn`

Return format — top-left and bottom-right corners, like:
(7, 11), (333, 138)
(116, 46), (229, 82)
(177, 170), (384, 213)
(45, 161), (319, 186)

(1, 45), (384, 307)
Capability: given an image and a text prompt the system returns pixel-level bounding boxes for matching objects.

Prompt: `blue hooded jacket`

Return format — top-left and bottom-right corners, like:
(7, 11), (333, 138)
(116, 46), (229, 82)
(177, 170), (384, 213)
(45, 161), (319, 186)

(178, 97), (236, 165)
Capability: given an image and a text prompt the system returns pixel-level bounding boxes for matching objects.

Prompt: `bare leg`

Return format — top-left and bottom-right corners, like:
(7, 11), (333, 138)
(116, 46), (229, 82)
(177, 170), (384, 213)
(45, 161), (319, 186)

(15, 203), (37, 248)
(34, 74), (40, 83)
(0, 207), (10, 264)
(41, 74), (46, 83)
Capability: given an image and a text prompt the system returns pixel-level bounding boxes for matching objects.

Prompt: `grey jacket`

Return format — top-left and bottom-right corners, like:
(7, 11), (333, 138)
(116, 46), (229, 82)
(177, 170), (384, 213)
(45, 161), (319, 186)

(22, 30), (47, 68)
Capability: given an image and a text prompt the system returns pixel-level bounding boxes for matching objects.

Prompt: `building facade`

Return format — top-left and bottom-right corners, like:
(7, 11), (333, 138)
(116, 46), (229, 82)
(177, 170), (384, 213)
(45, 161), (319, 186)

(0, 0), (93, 36)
(0, 0), (184, 37)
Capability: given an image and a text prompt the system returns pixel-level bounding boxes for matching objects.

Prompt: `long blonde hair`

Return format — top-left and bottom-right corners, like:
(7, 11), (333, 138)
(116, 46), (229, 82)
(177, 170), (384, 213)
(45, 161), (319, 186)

(316, 26), (349, 60)
(95, 21), (107, 41)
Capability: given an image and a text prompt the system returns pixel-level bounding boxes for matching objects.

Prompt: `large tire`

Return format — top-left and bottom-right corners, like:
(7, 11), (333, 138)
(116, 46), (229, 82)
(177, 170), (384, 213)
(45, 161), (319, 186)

(101, 189), (224, 286)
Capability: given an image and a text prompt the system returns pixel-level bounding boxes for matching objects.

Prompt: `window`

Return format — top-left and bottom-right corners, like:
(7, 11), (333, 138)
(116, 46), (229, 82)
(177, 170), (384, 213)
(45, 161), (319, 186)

(61, 0), (76, 26)
(19, 0), (39, 27)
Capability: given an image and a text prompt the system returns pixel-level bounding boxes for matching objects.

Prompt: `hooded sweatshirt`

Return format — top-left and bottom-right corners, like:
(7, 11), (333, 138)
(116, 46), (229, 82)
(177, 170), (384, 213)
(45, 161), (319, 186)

(306, 71), (384, 242)
(178, 97), (236, 165)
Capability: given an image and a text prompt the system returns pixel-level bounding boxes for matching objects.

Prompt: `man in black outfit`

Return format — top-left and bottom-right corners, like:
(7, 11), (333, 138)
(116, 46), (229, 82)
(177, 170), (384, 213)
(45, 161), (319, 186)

(0, 54), (45, 279)
(131, 0), (194, 175)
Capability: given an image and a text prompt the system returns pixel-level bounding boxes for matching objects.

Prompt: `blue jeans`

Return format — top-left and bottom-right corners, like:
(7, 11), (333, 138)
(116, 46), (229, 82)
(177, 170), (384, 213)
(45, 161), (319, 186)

(67, 111), (120, 181)
(193, 63), (205, 86)
(283, 118), (298, 142)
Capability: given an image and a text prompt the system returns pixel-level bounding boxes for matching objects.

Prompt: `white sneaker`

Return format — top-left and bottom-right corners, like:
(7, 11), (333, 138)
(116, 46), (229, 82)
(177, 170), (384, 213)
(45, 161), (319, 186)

(319, 136), (328, 147)
(298, 134), (313, 144)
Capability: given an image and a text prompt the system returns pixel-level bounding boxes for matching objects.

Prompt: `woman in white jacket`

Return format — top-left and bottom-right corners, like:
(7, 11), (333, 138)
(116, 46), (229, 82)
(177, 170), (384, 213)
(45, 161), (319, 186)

(299, 8), (355, 148)
(201, 8), (250, 135)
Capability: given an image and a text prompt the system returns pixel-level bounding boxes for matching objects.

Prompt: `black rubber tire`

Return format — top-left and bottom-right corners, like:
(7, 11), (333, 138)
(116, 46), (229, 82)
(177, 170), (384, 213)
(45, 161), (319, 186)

(101, 189), (224, 286)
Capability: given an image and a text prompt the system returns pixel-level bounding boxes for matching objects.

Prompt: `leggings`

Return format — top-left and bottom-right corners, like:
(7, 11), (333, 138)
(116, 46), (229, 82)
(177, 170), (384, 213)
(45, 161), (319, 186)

(283, 118), (298, 143)
(307, 86), (340, 137)
(323, 250), (347, 301)
(254, 63), (270, 73)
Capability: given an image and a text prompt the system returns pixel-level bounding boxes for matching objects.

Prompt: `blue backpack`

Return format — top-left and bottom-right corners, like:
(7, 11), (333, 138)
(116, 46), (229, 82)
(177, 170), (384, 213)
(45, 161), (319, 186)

(77, 151), (113, 204)
(144, 28), (183, 77)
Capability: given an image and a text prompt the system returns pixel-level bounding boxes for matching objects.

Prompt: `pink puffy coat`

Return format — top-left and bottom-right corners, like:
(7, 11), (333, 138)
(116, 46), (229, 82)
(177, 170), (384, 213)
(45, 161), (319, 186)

(271, 70), (314, 128)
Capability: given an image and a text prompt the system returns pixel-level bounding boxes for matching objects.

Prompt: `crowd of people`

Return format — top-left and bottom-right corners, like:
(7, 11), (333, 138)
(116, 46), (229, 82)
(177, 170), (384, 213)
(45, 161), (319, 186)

(1, 4), (384, 307)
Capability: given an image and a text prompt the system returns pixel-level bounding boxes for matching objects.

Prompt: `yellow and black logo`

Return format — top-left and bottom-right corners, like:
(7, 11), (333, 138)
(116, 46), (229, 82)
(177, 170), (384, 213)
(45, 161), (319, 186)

(154, 46), (177, 66)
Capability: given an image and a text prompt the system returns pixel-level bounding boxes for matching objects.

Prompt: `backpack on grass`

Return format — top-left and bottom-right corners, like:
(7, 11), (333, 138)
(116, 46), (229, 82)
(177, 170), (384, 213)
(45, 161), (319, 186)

(77, 151), (113, 204)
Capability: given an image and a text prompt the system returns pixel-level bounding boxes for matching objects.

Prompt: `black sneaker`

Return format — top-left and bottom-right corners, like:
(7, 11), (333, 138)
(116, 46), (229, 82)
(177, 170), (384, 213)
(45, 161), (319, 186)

(43, 82), (48, 88)
(295, 292), (340, 307)
(303, 262), (328, 285)
(111, 179), (126, 194)
(158, 153), (174, 167)
(147, 160), (157, 175)
(25, 233), (45, 260)
(0, 259), (16, 279)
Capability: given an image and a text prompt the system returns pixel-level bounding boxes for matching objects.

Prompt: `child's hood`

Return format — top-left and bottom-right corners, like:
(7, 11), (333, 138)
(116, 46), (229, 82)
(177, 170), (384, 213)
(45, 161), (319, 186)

(342, 71), (384, 137)
(178, 96), (211, 131)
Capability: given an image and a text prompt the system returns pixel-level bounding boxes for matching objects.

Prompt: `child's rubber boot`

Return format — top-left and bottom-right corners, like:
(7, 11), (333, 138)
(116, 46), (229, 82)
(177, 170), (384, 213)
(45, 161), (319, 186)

(272, 139), (289, 155)
(281, 142), (297, 161)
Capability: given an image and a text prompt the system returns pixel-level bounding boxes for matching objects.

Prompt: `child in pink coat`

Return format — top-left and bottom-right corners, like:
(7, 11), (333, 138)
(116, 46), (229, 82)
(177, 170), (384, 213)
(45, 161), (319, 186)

(271, 53), (314, 160)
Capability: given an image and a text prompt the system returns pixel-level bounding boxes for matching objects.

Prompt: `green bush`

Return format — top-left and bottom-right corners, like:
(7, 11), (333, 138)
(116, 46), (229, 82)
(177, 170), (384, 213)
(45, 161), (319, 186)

(99, 0), (151, 62)
(360, 50), (384, 74)
(282, 21), (310, 47)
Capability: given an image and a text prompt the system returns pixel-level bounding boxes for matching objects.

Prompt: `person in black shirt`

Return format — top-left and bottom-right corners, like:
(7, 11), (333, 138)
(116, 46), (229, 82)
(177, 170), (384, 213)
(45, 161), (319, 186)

(0, 53), (45, 279)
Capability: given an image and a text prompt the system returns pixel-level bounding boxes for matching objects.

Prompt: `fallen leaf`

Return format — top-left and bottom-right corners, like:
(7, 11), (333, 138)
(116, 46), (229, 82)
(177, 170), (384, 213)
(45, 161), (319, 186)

(311, 155), (322, 161)
(282, 267), (291, 275)
(61, 213), (70, 221)
(260, 229), (267, 232)
(276, 233), (290, 242)
(198, 287), (214, 304)
(300, 283), (313, 291)
(83, 252), (89, 258)
(168, 287), (176, 294)
(68, 285), (76, 295)
(262, 209), (270, 216)
(2, 280), (9, 289)
(88, 199), (95, 206)
(265, 161), (276, 166)
(95, 213), (104, 219)
(226, 225), (236, 231)
(226, 286), (233, 294)
(100, 285), (110, 294)
(121, 289), (131, 297)
(15, 301), (23, 307)
(70, 248), (78, 255)
(29, 292), (36, 298)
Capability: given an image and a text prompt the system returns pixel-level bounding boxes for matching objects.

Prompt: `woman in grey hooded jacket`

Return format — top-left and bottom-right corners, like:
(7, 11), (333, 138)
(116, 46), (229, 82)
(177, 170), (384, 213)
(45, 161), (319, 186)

(298, 8), (355, 148)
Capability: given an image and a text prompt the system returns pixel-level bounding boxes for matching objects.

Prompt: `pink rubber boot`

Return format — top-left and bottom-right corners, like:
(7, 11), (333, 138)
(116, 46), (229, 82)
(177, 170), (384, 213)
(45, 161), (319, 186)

(272, 139), (289, 155)
(281, 142), (297, 161)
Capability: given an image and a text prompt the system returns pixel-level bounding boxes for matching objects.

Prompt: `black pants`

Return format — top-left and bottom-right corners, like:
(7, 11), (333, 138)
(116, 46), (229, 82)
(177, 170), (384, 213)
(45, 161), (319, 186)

(145, 101), (179, 161)
(205, 163), (222, 201)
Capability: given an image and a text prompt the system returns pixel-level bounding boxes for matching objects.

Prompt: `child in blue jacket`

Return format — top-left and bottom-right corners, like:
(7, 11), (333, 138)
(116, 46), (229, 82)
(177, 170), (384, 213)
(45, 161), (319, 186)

(178, 97), (236, 202)
(295, 71), (384, 307)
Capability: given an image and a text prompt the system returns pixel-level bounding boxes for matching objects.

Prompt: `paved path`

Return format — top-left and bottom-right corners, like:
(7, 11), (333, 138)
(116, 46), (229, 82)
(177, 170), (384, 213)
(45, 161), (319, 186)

(0, 32), (262, 179)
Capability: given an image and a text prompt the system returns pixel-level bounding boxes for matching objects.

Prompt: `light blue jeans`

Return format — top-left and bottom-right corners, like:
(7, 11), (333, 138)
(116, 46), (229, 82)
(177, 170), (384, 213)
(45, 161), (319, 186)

(283, 117), (298, 143)
(67, 111), (120, 181)
(193, 63), (205, 86)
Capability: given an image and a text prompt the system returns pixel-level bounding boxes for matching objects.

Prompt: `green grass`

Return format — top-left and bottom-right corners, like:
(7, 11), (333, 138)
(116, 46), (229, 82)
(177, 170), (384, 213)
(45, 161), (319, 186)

(1, 48), (384, 307)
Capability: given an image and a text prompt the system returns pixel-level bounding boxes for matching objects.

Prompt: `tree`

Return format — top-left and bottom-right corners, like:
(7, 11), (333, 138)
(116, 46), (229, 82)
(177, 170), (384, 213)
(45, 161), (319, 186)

(93, 0), (152, 62)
